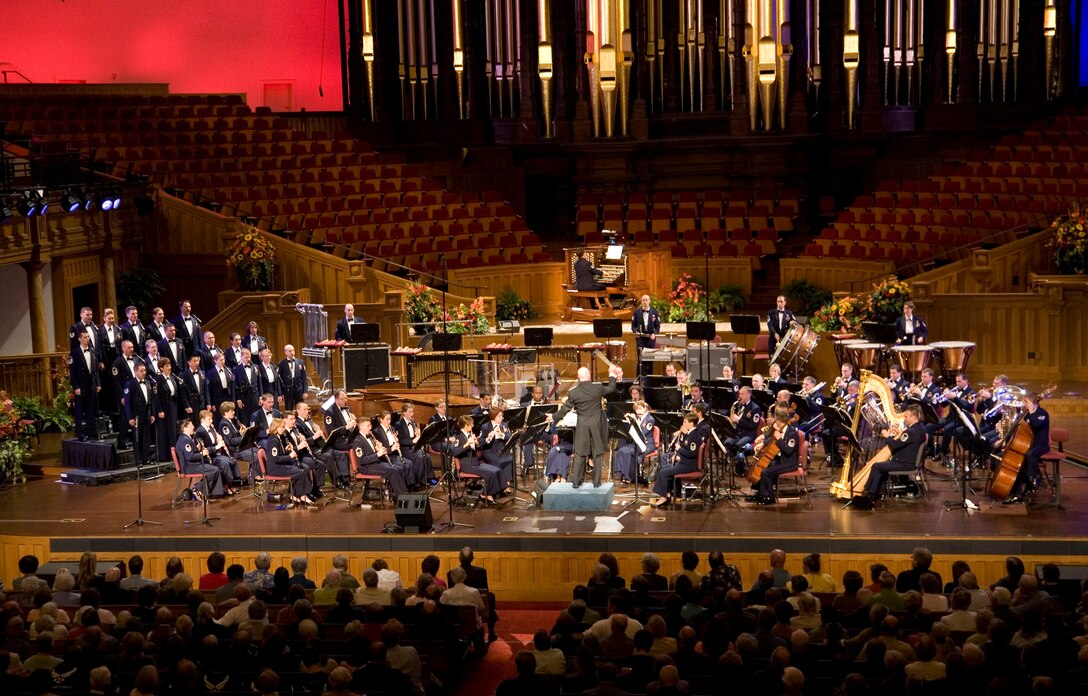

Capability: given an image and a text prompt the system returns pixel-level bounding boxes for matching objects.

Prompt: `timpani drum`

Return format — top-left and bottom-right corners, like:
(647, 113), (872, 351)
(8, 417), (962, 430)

(605, 340), (628, 364)
(892, 344), (935, 381)
(847, 342), (887, 373)
(833, 338), (869, 371)
(770, 324), (821, 370)
(930, 341), (976, 381)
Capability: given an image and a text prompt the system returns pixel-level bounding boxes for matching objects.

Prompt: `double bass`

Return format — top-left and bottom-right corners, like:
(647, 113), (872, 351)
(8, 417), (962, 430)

(987, 384), (1057, 499)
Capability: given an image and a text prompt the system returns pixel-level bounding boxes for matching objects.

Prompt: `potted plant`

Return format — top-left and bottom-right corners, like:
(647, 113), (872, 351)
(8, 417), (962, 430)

(1049, 209), (1087, 275)
(496, 288), (534, 322)
(225, 228), (277, 291)
(658, 274), (709, 322)
(404, 283), (442, 335)
(0, 392), (33, 486)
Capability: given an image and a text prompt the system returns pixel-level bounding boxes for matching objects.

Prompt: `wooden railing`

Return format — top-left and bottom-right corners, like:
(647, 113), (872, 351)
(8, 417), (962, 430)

(0, 352), (66, 401)
(779, 257), (896, 293)
(908, 230), (1053, 297)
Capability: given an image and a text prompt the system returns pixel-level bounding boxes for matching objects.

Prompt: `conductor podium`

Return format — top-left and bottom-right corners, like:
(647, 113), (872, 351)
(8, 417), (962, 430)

(542, 481), (615, 512)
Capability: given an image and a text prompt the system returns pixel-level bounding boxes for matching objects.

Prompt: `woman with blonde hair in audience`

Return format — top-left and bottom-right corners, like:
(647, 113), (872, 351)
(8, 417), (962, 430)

(646, 614), (676, 656)
(131, 664), (159, 696)
(76, 551), (98, 593)
(794, 553), (836, 593)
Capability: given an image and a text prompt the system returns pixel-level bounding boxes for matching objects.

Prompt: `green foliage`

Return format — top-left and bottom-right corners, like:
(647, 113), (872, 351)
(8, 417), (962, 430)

(0, 438), (29, 485)
(116, 267), (165, 321)
(12, 394), (74, 434)
(782, 278), (833, 317)
(496, 288), (535, 321)
(708, 285), (747, 314)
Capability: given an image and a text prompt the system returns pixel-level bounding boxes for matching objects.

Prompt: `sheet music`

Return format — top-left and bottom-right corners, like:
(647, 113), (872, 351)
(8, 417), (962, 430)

(628, 417), (648, 453)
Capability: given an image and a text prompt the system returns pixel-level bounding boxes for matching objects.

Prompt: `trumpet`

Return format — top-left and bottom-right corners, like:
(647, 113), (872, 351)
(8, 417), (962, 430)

(238, 423), (248, 436)
(832, 376), (845, 392)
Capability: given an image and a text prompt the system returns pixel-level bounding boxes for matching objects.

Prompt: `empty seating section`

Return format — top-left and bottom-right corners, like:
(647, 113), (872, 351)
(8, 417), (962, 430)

(2, 93), (549, 272)
(804, 105), (1088, 268)
(574, 188), (801, 259)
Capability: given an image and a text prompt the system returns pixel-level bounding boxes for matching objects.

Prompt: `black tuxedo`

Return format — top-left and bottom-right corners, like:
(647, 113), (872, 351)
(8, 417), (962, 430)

(767, 308), (796, 356)
(278, 358), (307, 410)
(98, 324), (122, 366)
(206, 365), (236, 420)
(224, 345), (245, 369)
(249, 408), (282, 440)
(111, 353), (145, 446)
(144, 352), (164, 379)
(335, 317), (360, 342)
(574, 256), (605, 291)
(157, 337), (186, 372)
(256, 361), (282, 401)
(69, 344), (100, 439)
(242, 334), (268, 357)
(70, 321), (101, 359)
(632, 307), (661, 378)
(145, 321), (169, 343)
(179, 367), (210, 416)
(119, 321), (147, 354)
(122, 377), (156, 464)
(232, 362), (261, 424)
(323, 405), (357, 450)
(197, 344), (224, 373)
(171, 313), (202, 355)
(350, 433), (408, 496)
(895, 315), (928, 345)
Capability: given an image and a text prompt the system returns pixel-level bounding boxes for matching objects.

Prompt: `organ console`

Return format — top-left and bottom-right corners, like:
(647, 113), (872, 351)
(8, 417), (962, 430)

(561, 245), (666, 322)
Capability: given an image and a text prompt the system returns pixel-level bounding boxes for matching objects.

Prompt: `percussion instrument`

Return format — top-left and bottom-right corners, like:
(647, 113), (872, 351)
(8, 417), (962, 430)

(930, 341), (976, 381)
(847, 342), (887, 374)
(891, 344), (934, 381)
(605, 340), (628, 364)
(770, 324), (820, 370)
(831, 336), (866, 369)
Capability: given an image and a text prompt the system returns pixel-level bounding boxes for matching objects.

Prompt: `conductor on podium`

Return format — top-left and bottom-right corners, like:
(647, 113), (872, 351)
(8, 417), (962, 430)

(574, 250), (606, 291)
(632, 295), (661, 378)
(548, 365), (621, 488)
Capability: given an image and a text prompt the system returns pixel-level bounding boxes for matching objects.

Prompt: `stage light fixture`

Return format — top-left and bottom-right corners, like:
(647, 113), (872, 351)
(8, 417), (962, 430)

(17, 189), (48, 216)
(98, 193), (114, 211)
(61, 190), (82, 213)
(110, 189), (122, 209)
(0, 203), (11, 223)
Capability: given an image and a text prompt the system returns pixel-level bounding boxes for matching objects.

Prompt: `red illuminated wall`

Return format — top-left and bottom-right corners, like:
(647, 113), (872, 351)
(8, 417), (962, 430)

(3, 0), (343, 112)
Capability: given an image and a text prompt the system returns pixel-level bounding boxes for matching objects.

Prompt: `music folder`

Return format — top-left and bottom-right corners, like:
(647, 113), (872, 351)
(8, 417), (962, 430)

(238, 425), (263, 452)
(416, 419), (454, 451)
(320, 425), (358, 454)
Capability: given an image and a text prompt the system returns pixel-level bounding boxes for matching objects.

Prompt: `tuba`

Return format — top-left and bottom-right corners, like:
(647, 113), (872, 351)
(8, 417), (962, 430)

(829, 370), (903, 499)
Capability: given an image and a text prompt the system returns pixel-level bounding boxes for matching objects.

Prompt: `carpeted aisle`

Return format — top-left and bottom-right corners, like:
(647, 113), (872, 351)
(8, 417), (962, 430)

(454, 603), (567, 696)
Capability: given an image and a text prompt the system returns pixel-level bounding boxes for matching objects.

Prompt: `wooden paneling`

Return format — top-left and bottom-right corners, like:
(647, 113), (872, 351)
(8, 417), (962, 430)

(448, 263), (566, 321)
(910, 231), (1051, 296)
(671, 258), (755, 296)
(780, 258), (896, 293)
(0, 353), (66, 400)
(154, 192), (241, 255)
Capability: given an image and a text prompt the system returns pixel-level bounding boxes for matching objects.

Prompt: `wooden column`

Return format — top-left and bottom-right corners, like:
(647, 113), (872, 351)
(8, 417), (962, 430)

(22, 260), (48, 354)
(102, 253), (117, 313)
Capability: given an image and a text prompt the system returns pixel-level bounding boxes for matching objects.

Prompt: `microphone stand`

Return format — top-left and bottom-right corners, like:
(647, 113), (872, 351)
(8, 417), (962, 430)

(434, 254), (473, 533)
(123, 415), (162, 529)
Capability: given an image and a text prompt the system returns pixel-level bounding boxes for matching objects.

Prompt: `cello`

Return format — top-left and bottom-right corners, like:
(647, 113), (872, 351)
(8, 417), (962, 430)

(747, 421), (782, 484)
(987, 384), (1056, 499)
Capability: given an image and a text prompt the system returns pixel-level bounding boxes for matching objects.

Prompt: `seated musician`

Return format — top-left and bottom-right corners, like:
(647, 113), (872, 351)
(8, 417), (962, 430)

(886, 365), (910, 404)
(964, 375), (1009, 455)
(374, 411), (428, 491)
(1000, 393), (1050, 505)
(195, 410), (239, 496)
(450, 415), (504, 504)
(520, 386), (548, 475)
(479, 410), (515, 496)
(520, 384), (545, 407)
(628, 384), (644, 402)
(767, 295), (796, 357)
(832, 363), (855, 401)
(748, 406), (801, 505)
(683, 383), (707, 412)
(544, 414), (575, 483)
(283, 411), (328, 500)
(767, 363), (787, 390)
(725, 386), (762, 472)
(574, 249), (606, 291)
(751, 373), (768, 392)
(348, 417), (408, 501)
(928, 373), (976, 464)
(297, 401), (350, 489)
(650, 413), (705, 507)
(693, 403), (710, 439)
(249, 393), (281, 440)
(664, 363), (678, 381)
(218, 402), (257, 479)
(469, 394), (492, 435)
(613, 400), (655, 485)
(799, 376), (825, 434)
(895, 301), (928, 345)
(720, 364), (739, 391)
(908, 368), (941, 403)
(822, 379), (859, 469)
(396, 404), (437, 487)
(176, 418), (225, 500)
(851, 404), (926, 510)
(262, 417), (314, 506)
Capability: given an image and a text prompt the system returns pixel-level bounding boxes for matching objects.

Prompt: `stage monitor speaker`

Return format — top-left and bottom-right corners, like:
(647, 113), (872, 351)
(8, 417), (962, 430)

(344, 345), (391, 390)
(593, 318), (622, 339)
(395, 493), (434, 533)
(686, 321), (716, 341)
(530, 478), (550, 507)
(686, 344), (736, 381)
(523, 327), (554, 347)
(431, 333), (463, 351)
(350, 322), (381, 343)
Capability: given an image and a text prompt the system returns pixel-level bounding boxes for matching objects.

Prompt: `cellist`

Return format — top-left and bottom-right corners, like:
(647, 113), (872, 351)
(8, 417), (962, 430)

(748, 406), (800, 506)
(1001, 393), (1050, 505)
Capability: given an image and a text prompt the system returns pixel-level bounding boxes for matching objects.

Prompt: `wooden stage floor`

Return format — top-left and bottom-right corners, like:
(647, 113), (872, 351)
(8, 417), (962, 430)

(5, 438), (1087, 560)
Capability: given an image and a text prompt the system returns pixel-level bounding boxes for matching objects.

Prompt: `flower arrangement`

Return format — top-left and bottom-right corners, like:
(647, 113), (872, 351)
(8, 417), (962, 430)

(869, 277), (912, 324)
(496, 288), (535, 321)
(225, 228), (277, 291)
(809, 294), (870, 332)
(445, 297), (491, 335)
(0, 391), (32, 485)
(404, 283), (442, 330)
(658, 274), (709, 322)
(1049, 209), (1087, 275)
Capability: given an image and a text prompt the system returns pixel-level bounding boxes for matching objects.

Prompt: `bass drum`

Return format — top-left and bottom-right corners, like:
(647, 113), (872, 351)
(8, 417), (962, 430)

(770, 324), (820, 371)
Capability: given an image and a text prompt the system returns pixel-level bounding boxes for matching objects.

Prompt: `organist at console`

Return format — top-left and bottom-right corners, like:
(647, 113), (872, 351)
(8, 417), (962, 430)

(562, 245), (666, 322)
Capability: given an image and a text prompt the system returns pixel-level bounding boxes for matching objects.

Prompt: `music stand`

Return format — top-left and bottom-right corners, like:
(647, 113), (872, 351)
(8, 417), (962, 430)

(524, 327), (554, 347)
(350, 323), (381, 344)
(123, 419), (163, 529)
(729, 314), (761, 375)
(861, 321), (898, 345)
(942, 401), (982, 512)
(593, 319), (622, 338)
